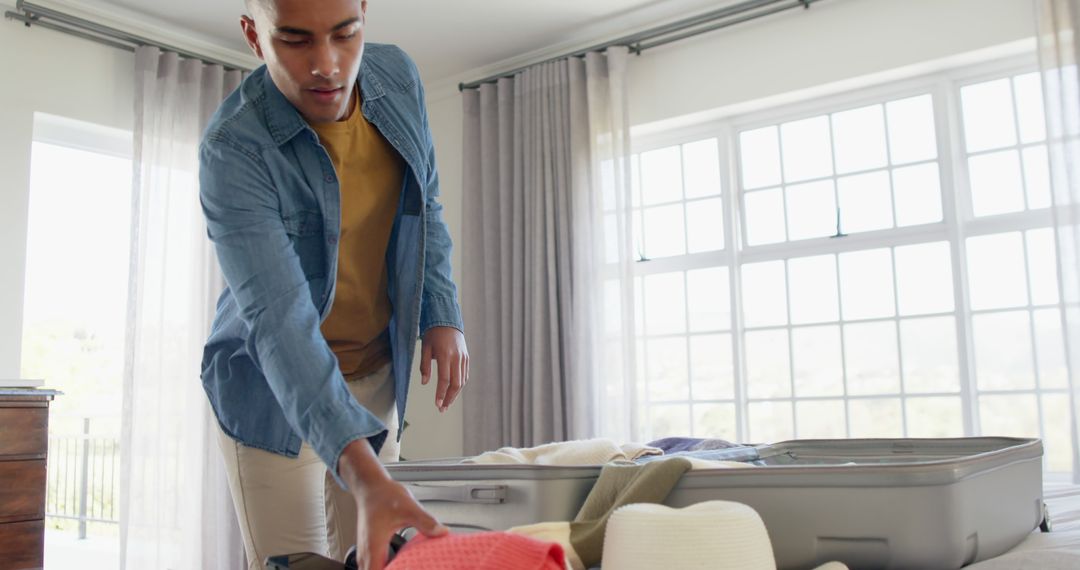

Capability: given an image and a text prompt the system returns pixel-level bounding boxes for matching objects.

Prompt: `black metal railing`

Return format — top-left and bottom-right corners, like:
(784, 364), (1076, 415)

(46, 418), (120, 537)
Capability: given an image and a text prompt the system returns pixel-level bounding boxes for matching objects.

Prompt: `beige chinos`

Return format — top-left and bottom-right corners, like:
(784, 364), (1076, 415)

(216, 363), (400, 569)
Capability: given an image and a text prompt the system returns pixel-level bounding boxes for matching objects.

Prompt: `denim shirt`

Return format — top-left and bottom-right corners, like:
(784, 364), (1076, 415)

(198, 43), (463, 485)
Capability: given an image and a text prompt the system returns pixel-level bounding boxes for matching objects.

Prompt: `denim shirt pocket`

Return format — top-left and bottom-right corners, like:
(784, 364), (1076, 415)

(281, 209), (327, 281)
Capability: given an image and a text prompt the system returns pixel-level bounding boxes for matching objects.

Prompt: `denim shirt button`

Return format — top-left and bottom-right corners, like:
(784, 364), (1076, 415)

(324, 174), (334, 183)
(327, 234), (338, 245)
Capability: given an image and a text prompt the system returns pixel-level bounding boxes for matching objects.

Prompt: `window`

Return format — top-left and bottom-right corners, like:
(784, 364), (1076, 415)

(620, 56), (1070, 477)
(738, 94), (942, 245)
(21, 113), (131, 567)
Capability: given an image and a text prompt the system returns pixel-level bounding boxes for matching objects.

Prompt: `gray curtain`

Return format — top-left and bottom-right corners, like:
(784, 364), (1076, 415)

(461, 48), (634, 455)
(121, 46), (246, 569)
(1037, 0), (1080, 482)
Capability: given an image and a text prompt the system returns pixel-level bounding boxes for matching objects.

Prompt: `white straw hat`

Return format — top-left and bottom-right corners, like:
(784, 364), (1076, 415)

(601, 501), (847, 570)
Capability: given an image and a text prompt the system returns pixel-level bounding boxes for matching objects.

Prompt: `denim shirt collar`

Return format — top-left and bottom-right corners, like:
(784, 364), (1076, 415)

(259, 57), (387, 147)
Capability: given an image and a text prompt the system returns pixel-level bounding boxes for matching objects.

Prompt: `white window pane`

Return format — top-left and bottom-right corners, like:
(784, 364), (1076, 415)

(906, 397), (964, 438)
(832, 104), (888, 174)
(895, 241), (954, 316)
(632, 209), (644, 262)
(601, 158), (616, 211)
(900, 316), (961, 394)
(837, 170), (893, 233)
(741, 261), (788, 328)
(748, 401), (794, 443)
(792, 325), (844, 397)
(646, 338), (689, 402)
(839, 248), (896, 320)
(781, 115), (834, 183)
(634, 276), (645, 336)
(690, 334), (734, 400)
(740, 126), (782, 190)
(1023, 145), (1052, 210)
(973, 311), (1036, 391)
(632, 154), (642, 208)
(1027, 228), (1061, 305)
(786, 180), (837, 240)
(683, 138), (722, 199)
(602, 341), (625, 396)
(745, 329), (791, 399)
(687, 267), (731, 332)
(1034, 308), (1068, 389)
(693, 403), (737, 440)
(849, 398), (903, 438)
(886, 94), (937, 164)
(643, 271), (686, 335)
(788, 255), (840, 324)
(744, 188), (787, 246)
(961, 78), (1018, 153)
(979, 394), (1039, 437)
(604, 213), (618, 264)
(1043, 394), (1074, 473)
(893, 163), (943, 226)
(636, 338), (646, 392)
(966, 232), (1029, 310)
(795, 400), (846, 439)
(649, 403), (691, 440)
(640, 146), (683, 206)
(686, 198), (725, 253)
(844, 321), (901, 395)
(643, 205), (686, 258)
(1013, 72), (1047, 144)
(603, 279), (622, 336)
(969, 149), (1025, 217)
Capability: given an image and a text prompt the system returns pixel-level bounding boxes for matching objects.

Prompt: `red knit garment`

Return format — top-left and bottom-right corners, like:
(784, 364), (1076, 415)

(385, 531), (566, 570)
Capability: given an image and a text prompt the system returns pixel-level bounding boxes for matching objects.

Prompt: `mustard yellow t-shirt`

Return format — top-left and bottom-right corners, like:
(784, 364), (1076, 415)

(310, 88), (403, 377)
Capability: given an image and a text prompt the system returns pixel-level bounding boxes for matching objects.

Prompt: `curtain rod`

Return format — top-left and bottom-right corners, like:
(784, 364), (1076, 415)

(458, 0), (823, 91)
(4, 0), (254, 71)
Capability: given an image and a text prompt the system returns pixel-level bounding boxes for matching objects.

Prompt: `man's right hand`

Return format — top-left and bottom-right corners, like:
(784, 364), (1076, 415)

(338, 438), (448, 570)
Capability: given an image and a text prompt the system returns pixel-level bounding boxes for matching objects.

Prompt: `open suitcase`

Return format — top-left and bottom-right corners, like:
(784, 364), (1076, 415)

(386, 437), (1045, 570)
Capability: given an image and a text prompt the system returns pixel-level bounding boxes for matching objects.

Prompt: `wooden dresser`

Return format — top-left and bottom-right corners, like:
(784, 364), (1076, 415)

(0, 389), (59, 570)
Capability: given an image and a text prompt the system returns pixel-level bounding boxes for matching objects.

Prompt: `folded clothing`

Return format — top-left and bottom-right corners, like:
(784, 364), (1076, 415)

(646, 436), (746, 454)
(461, 438), (662, 466)
(634, 447), (761, 465)
(386, 532), (566, 570)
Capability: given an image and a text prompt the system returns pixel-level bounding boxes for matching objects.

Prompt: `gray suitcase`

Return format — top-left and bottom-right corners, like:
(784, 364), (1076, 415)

(386, 437), (1044, 569)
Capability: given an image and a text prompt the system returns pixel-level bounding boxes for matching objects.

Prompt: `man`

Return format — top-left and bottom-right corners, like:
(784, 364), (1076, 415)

(198, 0), (468, 568)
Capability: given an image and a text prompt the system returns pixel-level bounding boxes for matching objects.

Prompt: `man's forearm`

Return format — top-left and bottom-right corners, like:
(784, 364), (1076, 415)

(338, 438), (392, 492)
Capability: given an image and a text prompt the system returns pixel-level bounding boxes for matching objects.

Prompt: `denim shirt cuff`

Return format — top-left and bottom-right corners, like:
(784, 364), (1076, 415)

(306, 389), (389, 489)
(420, 295), (464, 335)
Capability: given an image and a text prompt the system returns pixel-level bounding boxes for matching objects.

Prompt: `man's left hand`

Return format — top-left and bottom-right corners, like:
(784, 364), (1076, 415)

(419, 327), (469, 413)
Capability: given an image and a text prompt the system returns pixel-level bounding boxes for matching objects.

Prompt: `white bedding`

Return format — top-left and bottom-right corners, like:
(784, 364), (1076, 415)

(965, 482), (1080, 569)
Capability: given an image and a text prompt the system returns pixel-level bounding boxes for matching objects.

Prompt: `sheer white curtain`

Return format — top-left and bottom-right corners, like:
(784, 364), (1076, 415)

(120, 46), (246, 569)
(1037, 0), (1080, 482)
(460, 47), (638, 453)
(582, 48), (640, 443)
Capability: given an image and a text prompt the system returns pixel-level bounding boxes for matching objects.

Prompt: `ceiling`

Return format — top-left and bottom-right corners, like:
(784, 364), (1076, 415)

(79, 0), (733, 87)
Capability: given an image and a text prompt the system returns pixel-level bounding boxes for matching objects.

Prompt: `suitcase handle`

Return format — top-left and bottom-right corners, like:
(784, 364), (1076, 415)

(405, 483), (507, 504)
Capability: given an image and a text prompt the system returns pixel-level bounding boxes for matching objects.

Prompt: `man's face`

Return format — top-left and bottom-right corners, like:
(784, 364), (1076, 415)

(241, 0), (367, 124)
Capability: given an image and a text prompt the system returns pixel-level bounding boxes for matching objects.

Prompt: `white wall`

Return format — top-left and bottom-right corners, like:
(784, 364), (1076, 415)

(401, 91), (466, 459)
(627, 0), (1037, 130)
(423, 0), (1037, 451)
(0, 19), (135, 379)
